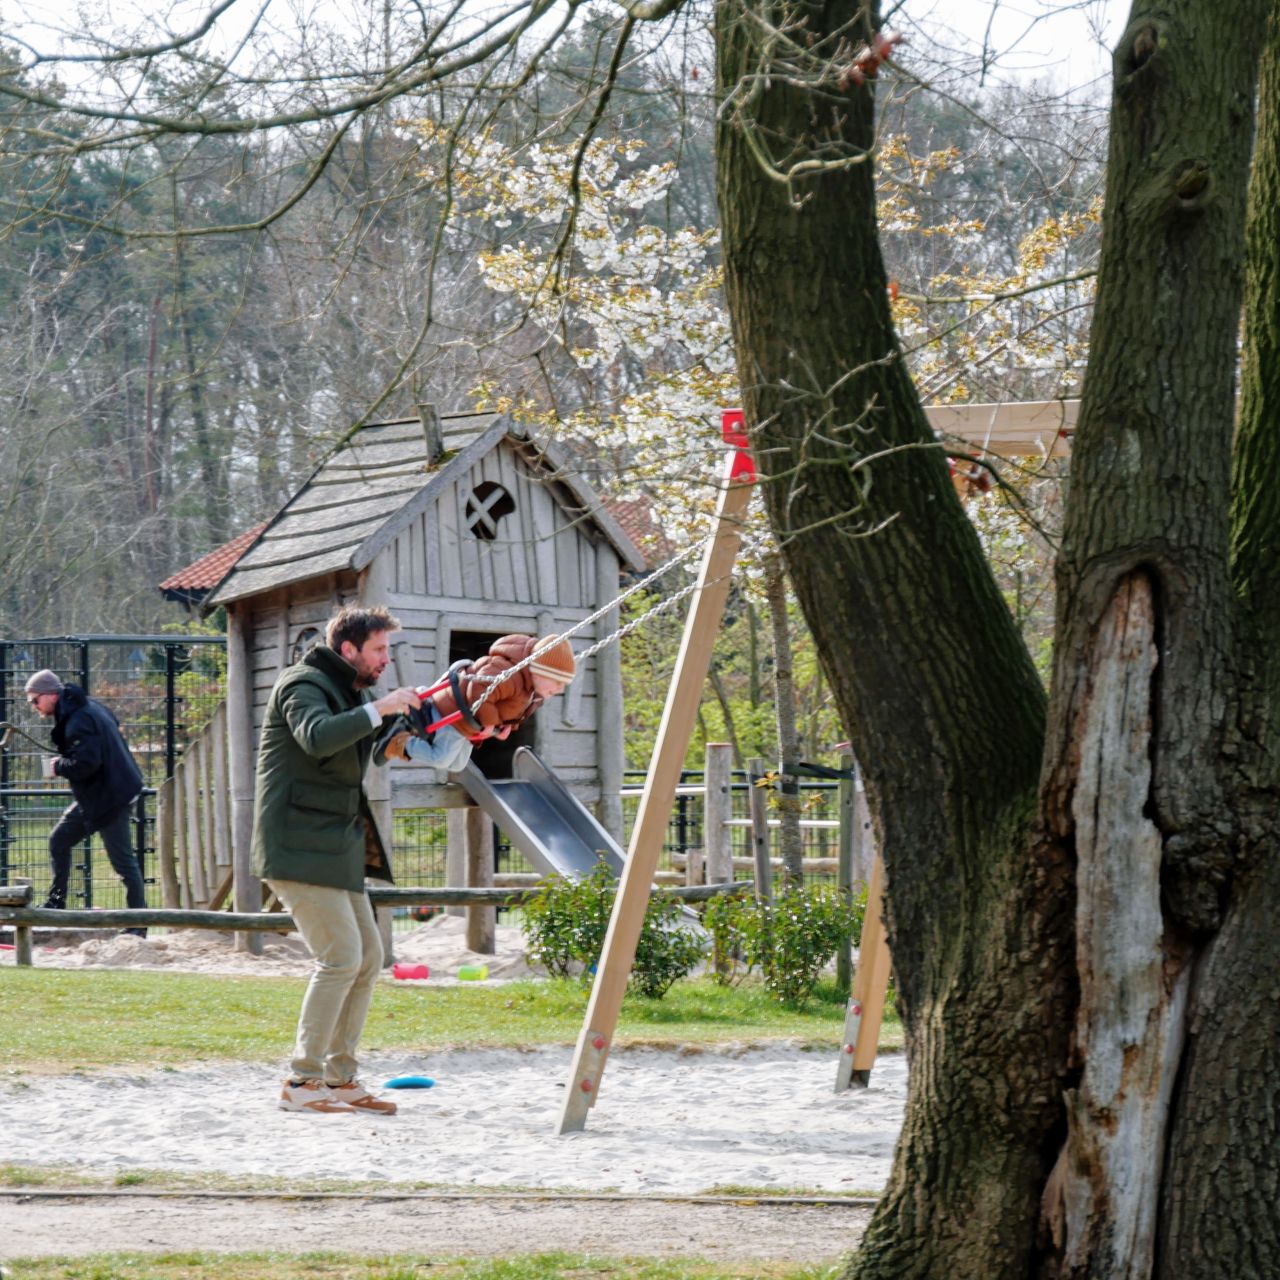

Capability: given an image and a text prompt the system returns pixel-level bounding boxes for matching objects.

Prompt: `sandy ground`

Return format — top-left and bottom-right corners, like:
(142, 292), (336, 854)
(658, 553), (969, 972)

(1, 917), (904, 1264)
(2, 1191), (874, 1264)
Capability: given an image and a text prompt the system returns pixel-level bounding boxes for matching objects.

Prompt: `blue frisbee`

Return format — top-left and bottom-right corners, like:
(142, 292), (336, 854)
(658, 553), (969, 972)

(384, 1074), (435, 1089)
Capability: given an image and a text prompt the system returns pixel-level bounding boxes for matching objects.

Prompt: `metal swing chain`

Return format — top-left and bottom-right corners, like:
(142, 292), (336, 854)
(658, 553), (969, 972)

(463, 528), (718, 718)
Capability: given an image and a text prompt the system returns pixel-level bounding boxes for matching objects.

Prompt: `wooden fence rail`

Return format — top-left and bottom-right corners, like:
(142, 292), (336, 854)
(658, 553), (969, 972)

(0, 880), (752, 967)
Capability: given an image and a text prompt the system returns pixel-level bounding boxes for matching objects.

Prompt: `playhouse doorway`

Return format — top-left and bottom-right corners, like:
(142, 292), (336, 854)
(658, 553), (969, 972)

(447, 630), (536, 781)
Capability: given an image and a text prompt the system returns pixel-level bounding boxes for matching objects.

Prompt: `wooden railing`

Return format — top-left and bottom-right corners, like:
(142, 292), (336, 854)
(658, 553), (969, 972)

(0, 881), (750, 968)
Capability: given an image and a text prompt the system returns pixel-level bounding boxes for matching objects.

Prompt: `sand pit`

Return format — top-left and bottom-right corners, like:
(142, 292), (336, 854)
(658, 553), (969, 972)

(1, 913), (907, 1261)
(2, 1043), (906, 1195)
(3, 920), (906, 1198)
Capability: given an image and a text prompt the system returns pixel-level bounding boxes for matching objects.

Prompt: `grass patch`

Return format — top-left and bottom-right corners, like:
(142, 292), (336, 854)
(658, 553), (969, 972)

(0, 971), (900, 1071)
(2, 1253), (838, 1279)
(0, 1162), (881, 1200)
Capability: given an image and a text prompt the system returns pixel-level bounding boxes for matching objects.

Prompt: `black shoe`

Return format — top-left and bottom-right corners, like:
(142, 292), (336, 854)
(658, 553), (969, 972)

(40, 895), (65, 910)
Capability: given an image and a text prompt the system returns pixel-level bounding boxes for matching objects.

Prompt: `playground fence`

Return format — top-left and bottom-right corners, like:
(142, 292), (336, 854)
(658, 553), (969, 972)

(0, 635), (225, 910)
(1, 637), (872, 928)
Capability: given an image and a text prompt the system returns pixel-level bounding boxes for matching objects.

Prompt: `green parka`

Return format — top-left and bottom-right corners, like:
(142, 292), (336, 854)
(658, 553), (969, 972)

(251, 645), (394, 892)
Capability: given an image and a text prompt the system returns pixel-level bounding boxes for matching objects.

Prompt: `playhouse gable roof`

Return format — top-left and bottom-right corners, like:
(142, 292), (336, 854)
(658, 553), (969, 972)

(204, 412), (643, 608)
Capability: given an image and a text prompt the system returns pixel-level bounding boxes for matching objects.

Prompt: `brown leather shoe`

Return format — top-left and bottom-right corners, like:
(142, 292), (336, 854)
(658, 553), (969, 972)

(329, 1080), (398, 1115)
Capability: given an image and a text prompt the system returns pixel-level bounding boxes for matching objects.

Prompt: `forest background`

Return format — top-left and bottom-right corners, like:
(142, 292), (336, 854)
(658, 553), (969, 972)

(0, 0), (1110, 772)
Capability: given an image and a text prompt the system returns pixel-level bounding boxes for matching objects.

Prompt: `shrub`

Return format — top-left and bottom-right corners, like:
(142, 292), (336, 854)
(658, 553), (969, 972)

(522, 861), (614, 980)
(629, 894), (708, 999)
(522, 860), (707, 999)
(702, 885), (865, 1008)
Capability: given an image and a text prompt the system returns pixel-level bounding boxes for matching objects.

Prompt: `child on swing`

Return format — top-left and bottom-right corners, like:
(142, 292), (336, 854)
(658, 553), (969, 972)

(381, 634), (576, 771)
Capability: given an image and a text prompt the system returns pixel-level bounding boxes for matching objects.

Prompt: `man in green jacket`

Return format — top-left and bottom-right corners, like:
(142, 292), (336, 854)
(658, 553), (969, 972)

(253, 604), (424, 1115)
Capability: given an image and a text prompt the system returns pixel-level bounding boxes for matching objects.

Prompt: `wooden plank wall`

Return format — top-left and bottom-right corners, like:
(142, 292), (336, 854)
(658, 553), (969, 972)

(155, 701), (234, 909)
(247, 574), (361, 735)
(376, 442), (606, 796)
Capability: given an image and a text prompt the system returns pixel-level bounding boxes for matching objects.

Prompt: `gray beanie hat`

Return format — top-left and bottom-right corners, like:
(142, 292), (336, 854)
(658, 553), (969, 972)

(24, 669), (64, 697)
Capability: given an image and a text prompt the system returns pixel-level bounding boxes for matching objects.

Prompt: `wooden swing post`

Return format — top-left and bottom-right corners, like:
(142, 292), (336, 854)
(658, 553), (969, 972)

(556, 418), (754, 1135)
(834, 852), (893, 1090)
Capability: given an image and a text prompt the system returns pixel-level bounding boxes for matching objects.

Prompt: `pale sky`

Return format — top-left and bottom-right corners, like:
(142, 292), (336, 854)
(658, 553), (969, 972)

(907, 0), (1129, 93)
(4, 0), (1130, 82)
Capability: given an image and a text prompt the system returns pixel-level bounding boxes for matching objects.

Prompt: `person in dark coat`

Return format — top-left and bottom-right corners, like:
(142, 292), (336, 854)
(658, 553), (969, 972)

(24, 669), (147, 928)
(252, 605), (424, 1115)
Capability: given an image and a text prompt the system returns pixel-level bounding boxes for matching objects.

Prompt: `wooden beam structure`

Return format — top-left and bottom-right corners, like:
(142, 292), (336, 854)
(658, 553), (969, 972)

(557, 444), (754, 1134)
(924, 398), (1077, 458)
(0, 881), (750, 967)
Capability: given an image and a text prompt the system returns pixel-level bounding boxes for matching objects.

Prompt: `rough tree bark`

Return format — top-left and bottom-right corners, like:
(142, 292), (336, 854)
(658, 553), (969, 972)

(715, 0), (1273, 1275)
(1154, 9), (1280, 1275)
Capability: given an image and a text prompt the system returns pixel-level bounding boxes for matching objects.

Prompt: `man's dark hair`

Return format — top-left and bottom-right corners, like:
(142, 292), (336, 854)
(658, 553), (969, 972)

(326, 605), (400, 652)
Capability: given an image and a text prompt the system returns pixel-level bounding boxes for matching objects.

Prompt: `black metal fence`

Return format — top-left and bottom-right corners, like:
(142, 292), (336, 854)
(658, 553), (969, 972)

(1, 633), (841, 912)
(0, 636), (226, 908)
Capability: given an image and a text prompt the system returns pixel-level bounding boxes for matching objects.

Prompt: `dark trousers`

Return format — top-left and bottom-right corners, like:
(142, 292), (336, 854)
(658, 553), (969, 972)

(48, 802), (147, 909)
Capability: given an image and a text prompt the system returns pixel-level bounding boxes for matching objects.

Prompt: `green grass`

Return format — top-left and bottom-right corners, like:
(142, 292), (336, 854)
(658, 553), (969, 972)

(1, 1253), (839, 1280)
(0, 971), (900, 1072)
(0, 1163), (881, 1199)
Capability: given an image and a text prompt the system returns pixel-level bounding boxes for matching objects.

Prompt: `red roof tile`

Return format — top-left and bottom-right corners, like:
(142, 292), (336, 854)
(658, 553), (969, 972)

(159, 522), (268, 593)
(605, 498), (675, 569)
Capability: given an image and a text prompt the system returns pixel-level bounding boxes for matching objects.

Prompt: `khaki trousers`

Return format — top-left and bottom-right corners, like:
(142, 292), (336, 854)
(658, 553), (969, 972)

(268, 879), (383, 1085)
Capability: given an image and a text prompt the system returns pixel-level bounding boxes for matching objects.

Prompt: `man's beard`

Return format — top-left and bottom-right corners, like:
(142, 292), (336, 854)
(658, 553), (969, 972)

(347, 654), (382, 689)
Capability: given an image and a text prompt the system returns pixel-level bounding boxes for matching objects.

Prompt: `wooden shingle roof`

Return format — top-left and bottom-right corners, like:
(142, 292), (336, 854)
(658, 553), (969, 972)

(204, 412), (643, 608)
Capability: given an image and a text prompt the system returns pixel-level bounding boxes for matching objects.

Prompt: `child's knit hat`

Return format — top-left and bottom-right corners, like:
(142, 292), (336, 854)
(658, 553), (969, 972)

(529, 636), (576, 685)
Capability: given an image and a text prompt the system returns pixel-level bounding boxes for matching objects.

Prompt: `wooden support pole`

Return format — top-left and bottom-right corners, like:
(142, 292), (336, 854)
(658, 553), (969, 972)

(836, 752), (855, 992)
(360, 556), (398, 966)
(212, 703), (231, 868)
(557, 452), (752, 1135)
(185, 740), (208, 906)
(202, 719), (218, 892)
(226, 603), (263, 955)
(464, 806), (495, 954)
(595, 547), (626, 845)
(156, 776), (180, 908)
(835, 853), (893, 1091)
(852, 770), (874, 888)
(0, 884), (33, 966)
(445, 810), (467, 918)
(173, 760), (192, 908)
(703, 742), (732, 888)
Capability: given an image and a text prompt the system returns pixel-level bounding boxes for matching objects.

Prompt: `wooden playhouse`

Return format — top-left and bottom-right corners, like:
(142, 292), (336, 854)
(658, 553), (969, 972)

(164, 408), (644, 921)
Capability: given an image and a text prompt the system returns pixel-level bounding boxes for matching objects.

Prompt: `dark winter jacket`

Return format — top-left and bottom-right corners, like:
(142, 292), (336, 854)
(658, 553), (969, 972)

(50, 684), (145, 828)
(251, 645), (394, 892)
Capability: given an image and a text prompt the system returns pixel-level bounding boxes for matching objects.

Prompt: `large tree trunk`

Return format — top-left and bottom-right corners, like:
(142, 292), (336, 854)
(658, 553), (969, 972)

(1155, 9), (1280, 1275)
(716, 2), (1069, 1274)
(715, 0), (1271, 1275)
(1036, 4), (1267, 1276)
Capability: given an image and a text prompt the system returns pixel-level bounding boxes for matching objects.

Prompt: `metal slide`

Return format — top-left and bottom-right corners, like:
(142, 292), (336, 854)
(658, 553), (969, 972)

(453, 747), (626, 881)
